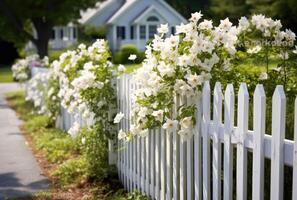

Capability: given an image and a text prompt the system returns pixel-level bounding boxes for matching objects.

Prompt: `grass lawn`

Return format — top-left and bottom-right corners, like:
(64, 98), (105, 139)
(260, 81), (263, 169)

(0, 66), (13, 83)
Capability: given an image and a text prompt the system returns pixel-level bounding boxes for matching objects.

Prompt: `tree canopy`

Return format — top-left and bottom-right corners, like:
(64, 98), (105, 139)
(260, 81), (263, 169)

(0, 0), (101, 58)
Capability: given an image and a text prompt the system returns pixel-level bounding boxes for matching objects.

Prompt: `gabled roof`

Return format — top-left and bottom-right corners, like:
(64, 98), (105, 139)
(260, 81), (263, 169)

(79, 0), (125, 24)
(107, 0), (138, 24)
(80, 0), (187, 25)
(132, 5), (167, 24)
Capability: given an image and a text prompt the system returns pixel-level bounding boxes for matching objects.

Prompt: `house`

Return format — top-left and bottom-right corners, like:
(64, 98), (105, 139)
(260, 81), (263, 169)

(28, 0), (187, 52)
(79, 0), (187, 51)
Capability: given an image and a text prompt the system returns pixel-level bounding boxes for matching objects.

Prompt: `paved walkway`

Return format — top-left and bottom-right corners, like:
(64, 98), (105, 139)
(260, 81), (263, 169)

(0, 83), (48, 200)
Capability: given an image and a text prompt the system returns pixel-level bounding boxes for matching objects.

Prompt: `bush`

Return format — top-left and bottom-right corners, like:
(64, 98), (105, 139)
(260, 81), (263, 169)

(112, 44), (144, 64)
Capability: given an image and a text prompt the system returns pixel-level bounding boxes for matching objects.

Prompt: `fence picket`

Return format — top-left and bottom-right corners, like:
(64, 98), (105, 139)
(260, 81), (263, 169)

(202, 81), (211, 200)
(252, 85), (266, 200)
(155, 129), (161, 199)
(293, 98), (297, 200)
(224, 84), (234, 200)
(270, 86), (286, 200)
(213, 82), (222, 200)
(173, 96), (180, 200)
(150, 130), (155, 197)
(194, 93), (202, 200)
(160, 129), (166, 200)
(146, 133), (150, 194)
(166, 129), (173, 200)
(237, 83), (249, 200)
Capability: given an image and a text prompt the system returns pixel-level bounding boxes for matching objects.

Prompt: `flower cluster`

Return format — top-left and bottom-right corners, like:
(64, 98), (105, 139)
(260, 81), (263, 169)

(26, 72), (51, 115)
(54, 40), (116, 137)
(237, 14), (296, 79)
(119, 12), (239, 140)
(12, 54), (48, 82)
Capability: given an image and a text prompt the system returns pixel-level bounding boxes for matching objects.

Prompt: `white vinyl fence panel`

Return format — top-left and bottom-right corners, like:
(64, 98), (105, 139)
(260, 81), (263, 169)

(117, 74), (297, 200)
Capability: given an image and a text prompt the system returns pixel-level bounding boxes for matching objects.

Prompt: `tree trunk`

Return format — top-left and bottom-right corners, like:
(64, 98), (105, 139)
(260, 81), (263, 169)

(32, 18), (53, 58)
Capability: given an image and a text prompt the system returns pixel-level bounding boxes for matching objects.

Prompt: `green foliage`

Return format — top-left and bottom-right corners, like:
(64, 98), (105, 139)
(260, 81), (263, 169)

(79, 25), (107, 43)
(126, 190), (151, 200)
(113, 44), (144, 64)
(79, 126), (117, 182)
(52, 157), (89, 186)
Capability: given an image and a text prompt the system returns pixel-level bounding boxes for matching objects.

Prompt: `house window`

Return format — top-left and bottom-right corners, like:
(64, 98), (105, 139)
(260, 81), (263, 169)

(147, 16), (159, 22)
(171, 27), (176, 35)
(116, 26), (126, 39)
(51, 29), (55, 39)
(149, 25), (157, 39)
(140, 25), (146, 39)
(130, 26), (134, 39)
(60, 29), (64, 39)
(72, 27), (77, 39)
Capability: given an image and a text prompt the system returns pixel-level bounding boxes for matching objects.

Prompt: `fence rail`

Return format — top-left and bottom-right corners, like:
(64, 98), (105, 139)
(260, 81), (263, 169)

(117, 74), (297, 200)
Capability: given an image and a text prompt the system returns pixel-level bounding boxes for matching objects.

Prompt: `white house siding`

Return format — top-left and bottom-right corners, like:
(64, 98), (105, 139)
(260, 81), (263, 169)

(107, 0), (186, 51)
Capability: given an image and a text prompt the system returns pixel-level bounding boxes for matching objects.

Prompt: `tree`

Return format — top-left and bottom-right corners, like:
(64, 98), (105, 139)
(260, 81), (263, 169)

(0, 0), (101, 58)
(165, 0), (210, 18)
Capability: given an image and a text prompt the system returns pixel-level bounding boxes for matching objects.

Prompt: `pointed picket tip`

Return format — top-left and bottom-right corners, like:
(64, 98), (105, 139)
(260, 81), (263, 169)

(273, 85), (286, 100)
(238, 83), (249, 97)
(254, 84), (266, 98)
(214, 82), (222, 91)
(203, 81), (210, 92)
(225, 84), (234, 97)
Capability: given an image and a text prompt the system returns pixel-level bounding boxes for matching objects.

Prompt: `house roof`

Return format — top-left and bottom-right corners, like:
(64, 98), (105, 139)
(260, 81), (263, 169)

(80, 0), (187, 25)
(107, 0), (138, 24)
(132, 5), (167, 24)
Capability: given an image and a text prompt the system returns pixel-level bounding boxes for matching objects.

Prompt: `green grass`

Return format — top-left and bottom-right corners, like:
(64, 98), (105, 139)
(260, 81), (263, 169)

(0, 66), (13, 83)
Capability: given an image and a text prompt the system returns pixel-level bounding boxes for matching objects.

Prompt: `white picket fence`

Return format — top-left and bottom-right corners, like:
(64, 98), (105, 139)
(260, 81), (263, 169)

(117, 74), (297, 200)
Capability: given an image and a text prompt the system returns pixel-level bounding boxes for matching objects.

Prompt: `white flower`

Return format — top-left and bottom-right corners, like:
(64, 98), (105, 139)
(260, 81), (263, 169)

(81, 137), (86, 144)
(139, 129), (149, 137)
(68, 122), (80, 137)
(162, 119), (178, 133)
(114, 112), (124, 124)
(128, 54), (137, 61)
(118, 129), (127, 140)
(157, 24), (169, 34)
(259, 72), (268, 80)
(118, 64), (126, 72)
(293, 46), (297, 54)
(152, 110), (164, 122)
(247, 46), (262, 54)
(190, 12), (203, 23)
(178, 128), (193, 140)
(180, 117), (193, 130)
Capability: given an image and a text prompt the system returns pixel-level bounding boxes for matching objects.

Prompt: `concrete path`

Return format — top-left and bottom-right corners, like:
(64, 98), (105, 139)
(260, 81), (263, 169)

(0, 83), (48, 200)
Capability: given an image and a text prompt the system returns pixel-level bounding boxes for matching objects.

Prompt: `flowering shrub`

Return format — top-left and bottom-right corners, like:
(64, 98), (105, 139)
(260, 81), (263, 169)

(26, 72), (50, 115)
(54, 40), (116, 138)
(12, 54), (49, 82)
(122, 12), (239, 140)
(115, 13), (297, 142)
